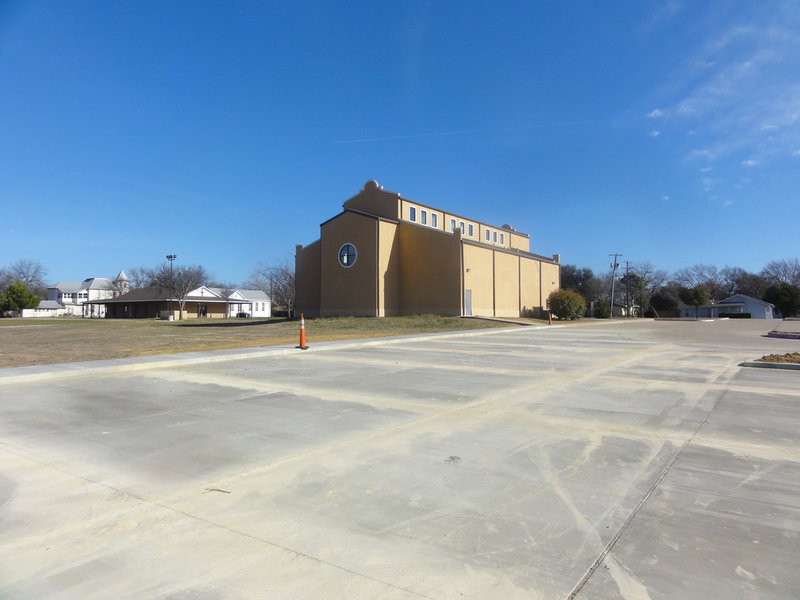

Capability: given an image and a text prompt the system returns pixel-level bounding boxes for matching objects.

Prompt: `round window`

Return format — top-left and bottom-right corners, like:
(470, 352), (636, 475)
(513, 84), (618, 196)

(338, 243), (357, 267)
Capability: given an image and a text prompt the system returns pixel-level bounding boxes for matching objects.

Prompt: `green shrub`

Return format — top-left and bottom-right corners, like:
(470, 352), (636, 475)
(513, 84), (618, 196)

(547, 289), (587, 320)
(594, 298), (611, 319)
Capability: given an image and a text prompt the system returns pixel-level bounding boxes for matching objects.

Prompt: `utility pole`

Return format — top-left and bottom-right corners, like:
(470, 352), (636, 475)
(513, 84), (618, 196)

(624, 260), (632, 318)
(609, 253), (622, 318)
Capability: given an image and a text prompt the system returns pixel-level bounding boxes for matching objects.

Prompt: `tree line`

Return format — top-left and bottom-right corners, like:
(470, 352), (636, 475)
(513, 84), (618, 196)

(561, 258), (800, 318)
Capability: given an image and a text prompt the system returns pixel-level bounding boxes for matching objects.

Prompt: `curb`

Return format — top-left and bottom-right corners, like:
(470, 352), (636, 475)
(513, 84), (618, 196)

(766, 331), (800, 340)
(740, 361), (800, 371)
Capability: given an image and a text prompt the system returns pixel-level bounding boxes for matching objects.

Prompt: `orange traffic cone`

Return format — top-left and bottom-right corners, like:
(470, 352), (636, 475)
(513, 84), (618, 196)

(296, 313), (309, 350)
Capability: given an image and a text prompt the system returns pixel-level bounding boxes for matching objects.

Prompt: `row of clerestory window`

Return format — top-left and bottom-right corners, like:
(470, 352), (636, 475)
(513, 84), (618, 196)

(408, 205), (505, 245)
(409, 206), (439, 229)
(484, 228), (505, 245)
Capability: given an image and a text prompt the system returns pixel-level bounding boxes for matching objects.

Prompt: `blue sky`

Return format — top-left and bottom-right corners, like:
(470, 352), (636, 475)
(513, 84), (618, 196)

(1, 1), (798, 285)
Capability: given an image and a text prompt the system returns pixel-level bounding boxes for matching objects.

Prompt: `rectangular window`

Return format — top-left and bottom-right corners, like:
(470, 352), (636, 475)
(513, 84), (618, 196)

(485, 229), (491, 241)
(421, 210), (427, 225)
(500, 233), (505, 244)
(409, 206), (416, 222)
(468, 224), (474, 237)
(493, 231), (498, 243)
(459, 221), (465, 232)
(431, 213), (438, 228)
(450, 218), (456, 231)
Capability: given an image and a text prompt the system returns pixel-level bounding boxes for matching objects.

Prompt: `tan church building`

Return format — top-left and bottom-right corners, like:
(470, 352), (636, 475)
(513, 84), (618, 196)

(295, 180), (560, 318)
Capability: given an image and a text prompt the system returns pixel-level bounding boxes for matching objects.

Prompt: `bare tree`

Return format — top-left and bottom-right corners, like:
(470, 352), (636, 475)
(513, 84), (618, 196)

(107, 278), (128, 298)
(672, 264), (725, 300)
(2, 259), (47, 296)
(720, 266), (769, 299)
(148, 263), (209, 319)
(126, 266), (152, 290)
(631, 261), (668, 311)
(632, 262), (667, 291)
(0, 268), (12, 292)
(761, 258), (800, 287)
(247, 261), (295, 317)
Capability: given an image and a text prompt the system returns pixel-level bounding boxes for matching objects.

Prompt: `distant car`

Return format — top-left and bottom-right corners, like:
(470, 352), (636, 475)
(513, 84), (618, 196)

(237, 312), (251, 318)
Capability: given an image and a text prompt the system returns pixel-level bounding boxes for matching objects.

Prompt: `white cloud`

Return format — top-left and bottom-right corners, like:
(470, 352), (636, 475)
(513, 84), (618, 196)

(689, 148), (716, 161)
(793, 149), (800, 156)
(699, 166), (713, 172)
(649, 130), (661, 137)
(662, 195), (670, 202)
(647, 108), (664, 118)
(640, 1), (685, 33)
(723, 199), (734, 206)
(659, 4), (800, 163)
(741, 159), (759, 166)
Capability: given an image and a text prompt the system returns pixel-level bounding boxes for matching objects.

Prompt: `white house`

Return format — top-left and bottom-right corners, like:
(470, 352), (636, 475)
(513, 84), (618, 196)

(678, 294), (775, 319)
(191, 287), (272, 318)
(20, 300), (68, 318)
(23, 270), (130, 318)
(716, 294), (774, 318)
(221, 289), (271, 318)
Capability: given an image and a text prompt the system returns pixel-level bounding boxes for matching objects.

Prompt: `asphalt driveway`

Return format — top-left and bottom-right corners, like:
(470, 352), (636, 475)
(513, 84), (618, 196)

(0, 320), (798, 599)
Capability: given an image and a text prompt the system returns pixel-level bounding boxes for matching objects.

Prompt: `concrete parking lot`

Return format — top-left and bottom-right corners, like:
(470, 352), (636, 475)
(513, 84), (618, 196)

(1, 319), (798, 599)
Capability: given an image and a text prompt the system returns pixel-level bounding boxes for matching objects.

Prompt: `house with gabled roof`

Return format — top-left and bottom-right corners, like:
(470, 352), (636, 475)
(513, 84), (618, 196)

(22, 269), (130, 318)
(92, 285), (271, 319)
(207, 288), (271, 318)
(678, 294), (775, 319)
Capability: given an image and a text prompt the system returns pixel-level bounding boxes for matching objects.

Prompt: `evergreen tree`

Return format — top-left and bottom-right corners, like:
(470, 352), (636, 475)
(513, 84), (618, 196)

(678, 286), (711, 318)
(764, 283), (800, 317)
(0, 280), (41, 315)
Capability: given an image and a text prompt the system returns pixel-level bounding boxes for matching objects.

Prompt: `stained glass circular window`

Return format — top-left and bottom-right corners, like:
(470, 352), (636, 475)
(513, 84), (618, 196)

(338, 243), (357, 267)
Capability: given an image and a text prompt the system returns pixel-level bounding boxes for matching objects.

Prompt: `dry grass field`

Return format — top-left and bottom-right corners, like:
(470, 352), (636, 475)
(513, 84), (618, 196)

(0, 316), (513, 368)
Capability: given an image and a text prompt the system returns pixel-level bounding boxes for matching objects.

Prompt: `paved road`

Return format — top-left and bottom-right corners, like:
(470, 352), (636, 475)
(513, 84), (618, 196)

(1, 320), (798, 599)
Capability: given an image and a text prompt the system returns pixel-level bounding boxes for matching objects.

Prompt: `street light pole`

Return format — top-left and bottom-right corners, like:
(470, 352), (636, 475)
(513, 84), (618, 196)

(165, 254), (177, 318)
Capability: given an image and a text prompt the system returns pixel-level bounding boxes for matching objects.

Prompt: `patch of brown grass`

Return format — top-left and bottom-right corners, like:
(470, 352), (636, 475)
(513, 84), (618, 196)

(756, 352), (800, 364)
(0, 315), (508, 368)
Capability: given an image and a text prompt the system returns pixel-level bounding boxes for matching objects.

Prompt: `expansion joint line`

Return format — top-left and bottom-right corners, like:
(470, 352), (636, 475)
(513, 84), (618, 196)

(564, 390), (727, 600)
(0, 442), (436, 600)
